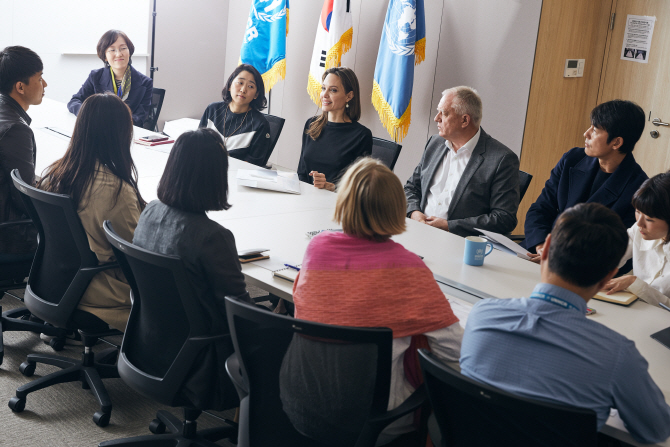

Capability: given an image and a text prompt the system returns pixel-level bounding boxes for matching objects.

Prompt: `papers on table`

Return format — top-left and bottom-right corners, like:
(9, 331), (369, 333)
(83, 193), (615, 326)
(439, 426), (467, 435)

(162, 118), (200, 140)
(475, 228), (531, 261)
(237, 169), (301, 194)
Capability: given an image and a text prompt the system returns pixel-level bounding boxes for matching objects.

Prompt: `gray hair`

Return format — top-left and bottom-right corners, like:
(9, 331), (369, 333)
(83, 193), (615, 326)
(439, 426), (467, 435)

(442, 86), (482, 127)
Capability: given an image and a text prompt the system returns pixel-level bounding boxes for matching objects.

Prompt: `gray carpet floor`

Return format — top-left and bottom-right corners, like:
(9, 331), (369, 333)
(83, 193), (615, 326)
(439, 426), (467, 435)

(0, 285), (270, 447)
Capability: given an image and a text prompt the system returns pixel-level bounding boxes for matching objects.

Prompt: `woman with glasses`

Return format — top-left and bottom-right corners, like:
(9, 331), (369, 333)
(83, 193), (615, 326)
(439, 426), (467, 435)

(67, 29), (153, 126)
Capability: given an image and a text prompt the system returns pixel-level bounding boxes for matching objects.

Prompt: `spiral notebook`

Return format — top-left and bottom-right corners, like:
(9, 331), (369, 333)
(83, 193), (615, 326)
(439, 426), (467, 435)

(272, 265), (301, 282)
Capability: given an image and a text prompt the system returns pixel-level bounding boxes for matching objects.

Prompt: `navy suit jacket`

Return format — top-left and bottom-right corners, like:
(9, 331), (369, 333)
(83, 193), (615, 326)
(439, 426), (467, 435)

(523, 147), (648, 250)
(67, 65), (153, 126)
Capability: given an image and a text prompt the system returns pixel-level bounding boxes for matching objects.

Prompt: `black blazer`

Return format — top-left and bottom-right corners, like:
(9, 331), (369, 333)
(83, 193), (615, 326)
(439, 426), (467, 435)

(67, 65), (153, 126)
(523, 147), (648, 250)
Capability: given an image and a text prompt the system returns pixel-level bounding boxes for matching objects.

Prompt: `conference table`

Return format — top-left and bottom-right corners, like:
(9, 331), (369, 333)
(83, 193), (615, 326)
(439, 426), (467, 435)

(28, 98), (670, 446)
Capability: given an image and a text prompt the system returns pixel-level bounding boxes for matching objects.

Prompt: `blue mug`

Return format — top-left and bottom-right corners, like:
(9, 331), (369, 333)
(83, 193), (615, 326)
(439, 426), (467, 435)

(463, 236), (493, 266)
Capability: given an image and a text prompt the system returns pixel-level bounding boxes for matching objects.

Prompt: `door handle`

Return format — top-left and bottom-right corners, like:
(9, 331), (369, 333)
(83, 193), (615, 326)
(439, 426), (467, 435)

(652, 118), (669, 127)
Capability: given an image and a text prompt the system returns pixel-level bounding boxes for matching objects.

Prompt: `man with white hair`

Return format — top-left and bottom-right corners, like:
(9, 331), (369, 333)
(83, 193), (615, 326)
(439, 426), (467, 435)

(404, 86), (520, 237)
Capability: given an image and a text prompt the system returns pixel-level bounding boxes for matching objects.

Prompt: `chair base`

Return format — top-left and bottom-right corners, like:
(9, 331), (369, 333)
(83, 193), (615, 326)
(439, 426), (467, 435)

(8, 345), (120, 427)
(1, 305), (66, 365)
(99, 408), (236, 447)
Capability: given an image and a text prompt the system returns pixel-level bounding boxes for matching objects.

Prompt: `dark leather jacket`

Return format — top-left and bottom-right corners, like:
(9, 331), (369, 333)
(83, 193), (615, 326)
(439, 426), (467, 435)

(0, 93), (37, 254)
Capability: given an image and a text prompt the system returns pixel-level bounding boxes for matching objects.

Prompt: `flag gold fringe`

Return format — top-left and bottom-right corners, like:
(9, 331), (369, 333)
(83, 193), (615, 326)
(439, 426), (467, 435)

(262, 58), (286, 92)
(325, 27), (353, 69)
(307, 72), (322, 106)
(371, 80), (411, 142)
(415, 37), (425, 65)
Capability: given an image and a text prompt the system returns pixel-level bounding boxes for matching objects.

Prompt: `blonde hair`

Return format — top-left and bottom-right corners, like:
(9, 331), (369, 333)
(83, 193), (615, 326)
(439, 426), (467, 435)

(334, 158), (406, 241)
(442, 86), (482, 127)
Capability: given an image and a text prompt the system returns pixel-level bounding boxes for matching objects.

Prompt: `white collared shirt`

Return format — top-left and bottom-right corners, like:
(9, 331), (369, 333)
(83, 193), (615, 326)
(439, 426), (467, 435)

(424, 128), (481, 219)
(618, 225), (670, 308)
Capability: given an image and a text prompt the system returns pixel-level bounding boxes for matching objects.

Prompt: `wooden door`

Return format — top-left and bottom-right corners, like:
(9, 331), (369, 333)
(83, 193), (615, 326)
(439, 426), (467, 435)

(598, 0), (670, 176)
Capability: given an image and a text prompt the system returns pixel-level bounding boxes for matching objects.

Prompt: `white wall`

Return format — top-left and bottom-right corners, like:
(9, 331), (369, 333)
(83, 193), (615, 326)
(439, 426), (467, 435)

(0, 0), (151, 104)
(152, 0), (229, 130)
(225, 0), (542, 182)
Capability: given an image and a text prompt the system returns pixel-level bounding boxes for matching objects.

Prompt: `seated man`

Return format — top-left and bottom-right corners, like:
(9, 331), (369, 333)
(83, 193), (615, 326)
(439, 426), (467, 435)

(460, 203), (670, 445)
(523, 99), (647, 255)
(0, 46), (46, 257)
(404, 86), (519, 237)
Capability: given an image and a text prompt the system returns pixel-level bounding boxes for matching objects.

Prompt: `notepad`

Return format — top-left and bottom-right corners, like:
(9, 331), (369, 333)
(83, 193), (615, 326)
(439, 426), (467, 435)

(651, 326), (670, 350)
(272, 265), (301, 282)
(592, 290), (638, 306)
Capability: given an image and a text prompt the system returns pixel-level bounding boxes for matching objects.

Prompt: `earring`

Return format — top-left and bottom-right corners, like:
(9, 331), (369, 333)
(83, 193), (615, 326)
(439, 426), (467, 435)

(346, 102), (350, 108)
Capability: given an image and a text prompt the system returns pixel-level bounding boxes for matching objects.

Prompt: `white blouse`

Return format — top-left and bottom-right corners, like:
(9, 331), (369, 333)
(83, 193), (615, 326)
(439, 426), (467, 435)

(618, 225), (670, 308)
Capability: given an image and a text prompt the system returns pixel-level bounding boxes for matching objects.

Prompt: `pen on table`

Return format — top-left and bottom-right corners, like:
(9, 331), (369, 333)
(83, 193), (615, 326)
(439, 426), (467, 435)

(284, 263), (301, 271)
(659, 302), (670, 313)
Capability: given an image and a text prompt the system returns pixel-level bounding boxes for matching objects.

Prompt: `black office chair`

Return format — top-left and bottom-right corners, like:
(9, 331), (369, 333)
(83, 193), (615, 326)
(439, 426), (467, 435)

(0, 220), (65, 365)
(418, 349), (598, 447)
(371, 137), (402, 171)
(225, 296), (426, 447)
(8, 169), (123, 427)
(519, 170), (533, 202)
(142, 88), (166, 132)
(99, 221), (236, 447)
(263, 113), (285, 167)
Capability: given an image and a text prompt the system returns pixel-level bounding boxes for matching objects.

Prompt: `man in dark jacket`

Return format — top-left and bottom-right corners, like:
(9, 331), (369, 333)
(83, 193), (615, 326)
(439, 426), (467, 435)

(0, 46), (46, 256)
(523, 100), (648, 260)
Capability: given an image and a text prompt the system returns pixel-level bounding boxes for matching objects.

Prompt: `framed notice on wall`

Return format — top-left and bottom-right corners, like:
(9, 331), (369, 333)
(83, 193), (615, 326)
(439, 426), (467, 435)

(620, 14), (656, 64)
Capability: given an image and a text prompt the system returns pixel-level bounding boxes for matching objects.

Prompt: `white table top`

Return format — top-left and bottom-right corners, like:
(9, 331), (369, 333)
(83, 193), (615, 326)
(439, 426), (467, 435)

(27, 98), (670, 446)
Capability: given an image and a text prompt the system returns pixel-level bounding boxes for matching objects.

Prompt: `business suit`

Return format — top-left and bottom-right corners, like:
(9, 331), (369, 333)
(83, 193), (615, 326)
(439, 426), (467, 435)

(523, 147), (648, 251)
(405, 128), (520, 237)
(67, 65), (153, 126)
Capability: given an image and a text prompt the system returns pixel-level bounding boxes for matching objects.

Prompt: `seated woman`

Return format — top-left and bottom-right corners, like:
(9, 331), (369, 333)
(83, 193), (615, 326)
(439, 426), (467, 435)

(38, 93), (144, 331)
(133, 128), (251, 410)
(67, 30), (153, 127)
(602, 171), (670, 308)
(297, 67), (372, 190)
(199, 64), (271, 167)
(285, 157), (463, 444)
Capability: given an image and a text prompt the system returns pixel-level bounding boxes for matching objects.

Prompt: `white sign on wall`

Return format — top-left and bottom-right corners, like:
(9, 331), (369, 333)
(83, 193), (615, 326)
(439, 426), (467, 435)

(620, 14), (656, 64)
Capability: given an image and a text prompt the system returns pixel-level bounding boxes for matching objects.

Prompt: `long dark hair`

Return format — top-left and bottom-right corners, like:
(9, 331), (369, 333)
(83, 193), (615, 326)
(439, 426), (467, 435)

(38, 93), (145, 210)
(221, 64), (267, 111)
(307, 67), (361, 140)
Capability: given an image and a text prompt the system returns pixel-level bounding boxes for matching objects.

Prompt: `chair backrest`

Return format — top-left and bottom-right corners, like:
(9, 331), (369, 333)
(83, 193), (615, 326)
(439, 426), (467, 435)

(103, 221), (225, 408)
(371, 137), (402, 171)
(263, 114), (285, 166)
(418, 349), (598, 447)
(225, 296), (394, 447)
(519, 170), (533, 201)
(142, 87), (166, 132)
(10, 169), (101, 328)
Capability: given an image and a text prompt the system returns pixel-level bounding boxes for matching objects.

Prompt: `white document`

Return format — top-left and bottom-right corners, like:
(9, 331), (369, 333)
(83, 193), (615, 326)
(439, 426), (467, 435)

(162, 118), (200, 139)
(620, 15), (656, 64)
(475, 228), (531, 261)
(237, 169), (301, 195)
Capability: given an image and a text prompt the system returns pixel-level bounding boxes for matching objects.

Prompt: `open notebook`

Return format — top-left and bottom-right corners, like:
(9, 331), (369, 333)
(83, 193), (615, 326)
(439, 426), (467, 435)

(272, 265), (301, 282)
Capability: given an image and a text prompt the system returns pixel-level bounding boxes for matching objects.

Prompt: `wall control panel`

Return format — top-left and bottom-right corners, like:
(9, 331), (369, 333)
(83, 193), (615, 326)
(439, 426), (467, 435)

(564, 59), (585, 77)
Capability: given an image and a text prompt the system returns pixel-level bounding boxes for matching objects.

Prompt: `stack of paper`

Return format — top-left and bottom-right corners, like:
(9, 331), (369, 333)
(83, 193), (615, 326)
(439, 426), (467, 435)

(237, 169), (301, 194)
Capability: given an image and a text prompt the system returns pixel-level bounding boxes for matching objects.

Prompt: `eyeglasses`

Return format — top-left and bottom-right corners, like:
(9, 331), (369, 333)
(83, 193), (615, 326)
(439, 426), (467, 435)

(106, 47), (129, 55)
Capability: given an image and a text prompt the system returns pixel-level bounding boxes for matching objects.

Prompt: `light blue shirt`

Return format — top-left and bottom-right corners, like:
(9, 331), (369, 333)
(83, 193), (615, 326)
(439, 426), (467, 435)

(460, 283), (670, 444)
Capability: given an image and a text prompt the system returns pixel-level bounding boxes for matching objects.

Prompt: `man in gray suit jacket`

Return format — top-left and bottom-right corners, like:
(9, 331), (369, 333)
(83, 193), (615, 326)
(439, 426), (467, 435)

(404, 86), (520, 237)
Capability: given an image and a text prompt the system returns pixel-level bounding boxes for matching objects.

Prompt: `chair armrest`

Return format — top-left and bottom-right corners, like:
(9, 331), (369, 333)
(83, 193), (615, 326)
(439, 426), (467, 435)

(225, 353), (249, 400)
(0, 219), (33, 229)
(372, 384), (426, 424)
(80, 262), (120, 275)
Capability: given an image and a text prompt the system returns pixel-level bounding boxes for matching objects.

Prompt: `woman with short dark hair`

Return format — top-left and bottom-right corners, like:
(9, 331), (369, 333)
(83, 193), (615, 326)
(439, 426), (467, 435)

(297, 67), (372, 191)
(603, 171), (670, 308)
(39, 93), (144, 331)
(199, 64), (271, 167)
(67, 29), (153, 126)
(132, 127), (251, 410)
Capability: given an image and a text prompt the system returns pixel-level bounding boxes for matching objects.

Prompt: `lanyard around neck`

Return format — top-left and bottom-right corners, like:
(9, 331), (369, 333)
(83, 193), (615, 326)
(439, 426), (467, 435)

(530, 291), (580, 311)
(110, 66), (122, 97)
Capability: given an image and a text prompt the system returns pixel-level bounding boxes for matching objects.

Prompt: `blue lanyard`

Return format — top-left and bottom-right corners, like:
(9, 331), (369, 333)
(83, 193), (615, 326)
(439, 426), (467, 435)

(530, 292), (580, 311)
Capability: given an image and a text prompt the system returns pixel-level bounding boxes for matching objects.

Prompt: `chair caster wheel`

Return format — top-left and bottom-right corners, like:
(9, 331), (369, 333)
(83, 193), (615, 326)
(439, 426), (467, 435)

(19, 361), (36, 376)
(93, 411), (111, 427)
(149, 419), (166, 434)
(8, 397), (25, 412)
(49, 337), (65, 351)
